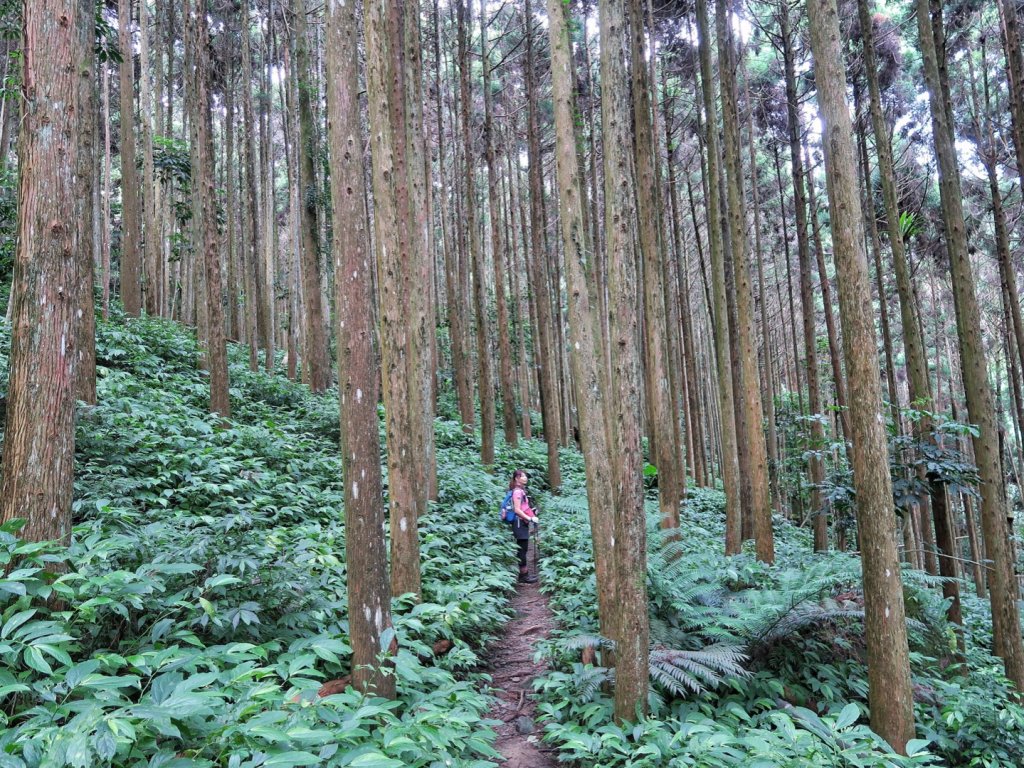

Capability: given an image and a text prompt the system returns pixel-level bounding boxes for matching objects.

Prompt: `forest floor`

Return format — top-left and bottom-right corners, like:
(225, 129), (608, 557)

(485, 543), (559, 767)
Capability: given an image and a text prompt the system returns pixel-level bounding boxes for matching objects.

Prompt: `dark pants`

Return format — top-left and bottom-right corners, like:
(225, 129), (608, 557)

(516, 538), (529, 570)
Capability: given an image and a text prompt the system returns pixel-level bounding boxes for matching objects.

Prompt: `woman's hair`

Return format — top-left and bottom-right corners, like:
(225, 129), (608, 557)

(509, 470), (528, 490)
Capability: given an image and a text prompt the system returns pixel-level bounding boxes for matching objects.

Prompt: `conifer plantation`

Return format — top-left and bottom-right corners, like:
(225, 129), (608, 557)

(3, 0), (1024, 763)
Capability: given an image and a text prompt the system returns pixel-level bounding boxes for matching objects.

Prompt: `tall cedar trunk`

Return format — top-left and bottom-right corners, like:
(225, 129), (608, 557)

(915, 0), (1024, 690)
(646, 3), (686, 504)
(715, 0), (773, 562)
(508, 146), (534, 440)
(781, 0), (825, 554)
(663, 85), (706, 487)
(547, 0), (620, 652)
(263, 23), (279, 372)
(293, 0), (331, 392)
(806, 0), (915, 749)
(997, 0), (1024, 188)
(0, 0), (94, 542)
(119, 0), (142, 316)
(629, 0), (683, 529)
(771, 145), (804, 412)
(241, 10), (270, 369)
(140, 0), (159, 316)
(664, 107), (706, 487)
(78, 9), (98, 407)
(977, 38), (1024, 395)
(857, 129), (899, 433)
(525, 1), (562, 491)
(747, 77), (779, 516)
(406, 0), (437, 514)
(599, 0), (649, 720)
(482, 0), (518, 447)
(443, 4), (475, 435)
(857, 0), (944, 575)
(325, 0), (396, 697)
(364, 0), (428, 599)
(459, 0), (496, 465)
(185, 0), (230, 418)
(695, 0), (743, 553)
(101, 63), (112, 319)
(805, 153), (852, 442)
(225, 65), (239, 341)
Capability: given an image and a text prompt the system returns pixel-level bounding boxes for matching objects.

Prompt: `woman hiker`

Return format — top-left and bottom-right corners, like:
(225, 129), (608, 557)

(509, 470), (539, 584)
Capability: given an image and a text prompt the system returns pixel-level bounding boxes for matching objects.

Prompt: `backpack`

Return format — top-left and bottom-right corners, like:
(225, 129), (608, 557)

(500, 489), (516, 523)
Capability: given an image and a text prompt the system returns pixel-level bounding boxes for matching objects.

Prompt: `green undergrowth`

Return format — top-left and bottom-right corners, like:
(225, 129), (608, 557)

(0, 313), (533, 768)
(2, 311), (1024, 767)
(531, 483), (1024, 767)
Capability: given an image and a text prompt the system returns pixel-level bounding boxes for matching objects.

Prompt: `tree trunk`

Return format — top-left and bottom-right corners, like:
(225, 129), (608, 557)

(140, 0), (159, 316)
(780, 2), (827, 551)
(482, 0), (518, 448)
(805, 153), (852, 442)
(325, 0), (396, 696)
(364, 0), (428, 599)
(241, 9), (270, 370)
(806, 0), (915, 749)
(547, 0), (619, 654)
(185, 0), (230, 418)
(598, 0), (648, 720)
(525, 2), (562, 490)
(78, 13), (98, 407)
(716, 0), (772, 562)
(459, 0), (496, 465)
(443, 4), (475, 435)
(629, 0), (683, 529)
(857, 0), (946, 582)
(101, 62), (112, 319)
(997, 0), (1024, 188)
(0, 0), (94, 545)
(293, 0), (331, 392)
(916, 0), (1024, 690)
(119, 0), (142, 316)
(695, 0), (743, 554)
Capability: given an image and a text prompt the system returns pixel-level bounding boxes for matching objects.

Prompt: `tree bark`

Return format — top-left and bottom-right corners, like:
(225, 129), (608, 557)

(716, 0), (772, 562)
(525, 1), (562, 490)
(806, 0), (915, 749)
(0, 0), (94, 543)
(780, 1), (827, 551)
(547, 0), (619, 653)
(599, 0), (648, 720)
(119, 0), (142, 316)
(629, 0), (683, 529)
(241, 8), (271, 369)
(482, 0), (518, 448)
(325, 0), (396, 696)
(459, 0), (496, 465)
(695, 0), (743, 553)
(140, 0), (159, 316)
(293, 0), (331, 392)
(185, 0), (230, 418)
(364, 0), (428, 599)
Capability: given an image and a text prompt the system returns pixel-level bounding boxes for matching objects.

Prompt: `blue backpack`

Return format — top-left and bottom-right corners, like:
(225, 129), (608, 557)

(500, 489), (516, 523)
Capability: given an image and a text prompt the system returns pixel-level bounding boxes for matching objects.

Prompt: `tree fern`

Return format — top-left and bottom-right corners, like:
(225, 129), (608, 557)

(649, 644), (750, 696)
(556, 634), (747, 699)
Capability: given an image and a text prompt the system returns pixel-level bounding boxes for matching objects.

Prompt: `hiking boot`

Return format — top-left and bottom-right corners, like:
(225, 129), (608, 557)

(518, 573), (538, 584)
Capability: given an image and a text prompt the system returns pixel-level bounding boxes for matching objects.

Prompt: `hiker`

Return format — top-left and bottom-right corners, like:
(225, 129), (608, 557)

(509, 470), (539, 584)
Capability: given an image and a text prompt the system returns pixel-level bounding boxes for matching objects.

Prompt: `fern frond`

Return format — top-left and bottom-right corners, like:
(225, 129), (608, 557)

(560, 633), (615, 651)
(649, 643), (749, 697)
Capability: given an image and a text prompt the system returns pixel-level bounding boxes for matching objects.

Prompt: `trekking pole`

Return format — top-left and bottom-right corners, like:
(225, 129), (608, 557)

(529, 520), (540, 581)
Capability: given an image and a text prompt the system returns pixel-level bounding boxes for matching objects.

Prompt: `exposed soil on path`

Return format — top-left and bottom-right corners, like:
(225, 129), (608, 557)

(485, 577), (560, 768)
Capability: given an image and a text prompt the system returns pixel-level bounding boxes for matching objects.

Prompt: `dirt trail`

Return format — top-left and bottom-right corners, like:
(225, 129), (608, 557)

(485, 577), (560, 768)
